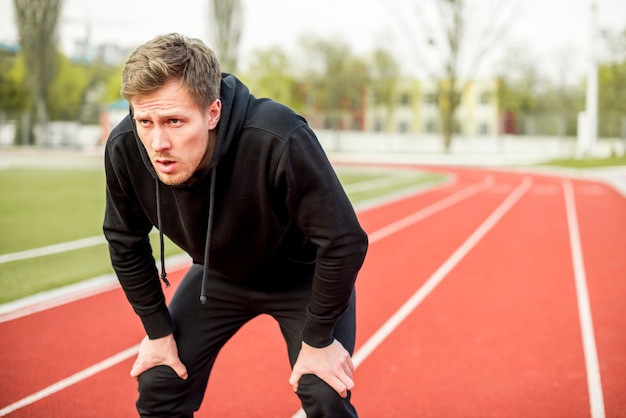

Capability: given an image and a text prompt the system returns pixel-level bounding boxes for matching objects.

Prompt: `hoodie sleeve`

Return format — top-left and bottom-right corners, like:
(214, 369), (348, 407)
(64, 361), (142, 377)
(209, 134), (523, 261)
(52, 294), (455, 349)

(103, 137), (176, 339)
(274, 125), (368, 348)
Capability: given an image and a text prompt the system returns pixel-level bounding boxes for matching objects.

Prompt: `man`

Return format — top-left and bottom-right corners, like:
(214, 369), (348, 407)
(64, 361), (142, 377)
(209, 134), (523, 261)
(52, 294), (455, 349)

(103, 33), (368, 417)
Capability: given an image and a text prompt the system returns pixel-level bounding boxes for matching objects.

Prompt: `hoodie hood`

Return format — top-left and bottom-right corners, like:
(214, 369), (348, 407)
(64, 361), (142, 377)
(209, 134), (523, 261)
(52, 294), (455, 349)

(130, 73), (252, 299)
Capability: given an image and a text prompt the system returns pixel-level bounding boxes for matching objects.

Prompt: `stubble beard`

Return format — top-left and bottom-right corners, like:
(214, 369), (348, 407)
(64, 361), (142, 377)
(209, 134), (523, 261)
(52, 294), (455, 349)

(153, 138), (212, 186)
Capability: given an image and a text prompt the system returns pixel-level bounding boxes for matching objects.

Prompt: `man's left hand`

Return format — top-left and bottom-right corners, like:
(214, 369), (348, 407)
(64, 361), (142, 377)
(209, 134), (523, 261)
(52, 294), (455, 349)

(289, 339), (355, 398)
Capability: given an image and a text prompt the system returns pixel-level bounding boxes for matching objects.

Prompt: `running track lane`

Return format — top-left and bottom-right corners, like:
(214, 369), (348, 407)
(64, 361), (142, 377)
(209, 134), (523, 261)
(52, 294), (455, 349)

(0, 167), (624, 417)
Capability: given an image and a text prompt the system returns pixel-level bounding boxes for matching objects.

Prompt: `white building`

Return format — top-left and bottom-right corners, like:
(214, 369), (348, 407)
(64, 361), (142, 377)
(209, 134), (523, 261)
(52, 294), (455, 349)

(366, 77), (501, 137)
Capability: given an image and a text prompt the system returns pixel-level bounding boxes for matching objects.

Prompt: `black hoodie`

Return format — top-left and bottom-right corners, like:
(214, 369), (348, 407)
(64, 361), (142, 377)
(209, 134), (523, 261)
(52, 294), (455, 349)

(103, 74), (368, 348)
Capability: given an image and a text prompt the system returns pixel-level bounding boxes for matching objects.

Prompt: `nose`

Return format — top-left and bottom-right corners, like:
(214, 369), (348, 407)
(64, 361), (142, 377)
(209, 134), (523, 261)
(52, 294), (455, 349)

(151, 126), (171, 152)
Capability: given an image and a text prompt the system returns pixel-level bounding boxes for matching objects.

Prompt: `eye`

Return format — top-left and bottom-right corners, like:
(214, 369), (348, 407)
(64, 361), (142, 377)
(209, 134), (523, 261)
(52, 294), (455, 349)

(169, 118), (181, 125)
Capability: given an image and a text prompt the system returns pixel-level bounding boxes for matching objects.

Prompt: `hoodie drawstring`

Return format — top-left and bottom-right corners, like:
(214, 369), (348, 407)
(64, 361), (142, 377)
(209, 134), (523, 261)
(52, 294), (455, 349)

(154, 167), (216, 302)
(155, 180), (171, 288)
(200, 166), (217, 304)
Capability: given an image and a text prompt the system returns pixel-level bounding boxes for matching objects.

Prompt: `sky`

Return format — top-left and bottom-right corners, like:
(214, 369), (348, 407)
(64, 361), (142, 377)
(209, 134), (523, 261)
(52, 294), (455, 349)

(1, 0), (625, 84)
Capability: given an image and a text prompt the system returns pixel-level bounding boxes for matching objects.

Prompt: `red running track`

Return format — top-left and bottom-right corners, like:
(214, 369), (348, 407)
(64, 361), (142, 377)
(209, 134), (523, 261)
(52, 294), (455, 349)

(1, 166), (625, 417)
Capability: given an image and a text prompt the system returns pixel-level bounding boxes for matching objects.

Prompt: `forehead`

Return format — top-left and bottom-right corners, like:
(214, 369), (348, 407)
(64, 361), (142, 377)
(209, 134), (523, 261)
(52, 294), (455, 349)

(132, 80), (198, 116)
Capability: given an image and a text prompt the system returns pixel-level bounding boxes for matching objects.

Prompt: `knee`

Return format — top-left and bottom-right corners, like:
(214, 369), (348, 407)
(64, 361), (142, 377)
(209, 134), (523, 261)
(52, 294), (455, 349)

(296, 374), (357, 418)
(136, 366), (192, 418)
(138, 365), (190, 396)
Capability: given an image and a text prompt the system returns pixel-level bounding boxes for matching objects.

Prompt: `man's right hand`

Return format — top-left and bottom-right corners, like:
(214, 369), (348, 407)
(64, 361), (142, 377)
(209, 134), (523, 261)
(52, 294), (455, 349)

(130, 334), (188, 380)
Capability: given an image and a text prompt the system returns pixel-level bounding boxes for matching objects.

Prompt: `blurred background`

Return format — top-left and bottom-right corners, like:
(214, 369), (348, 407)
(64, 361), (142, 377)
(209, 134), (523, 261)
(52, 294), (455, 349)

(0, 0), (625, 161)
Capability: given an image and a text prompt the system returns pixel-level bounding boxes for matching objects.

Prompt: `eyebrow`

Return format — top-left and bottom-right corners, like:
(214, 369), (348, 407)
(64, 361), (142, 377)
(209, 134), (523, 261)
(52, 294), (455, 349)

(133, 111), (187, 120)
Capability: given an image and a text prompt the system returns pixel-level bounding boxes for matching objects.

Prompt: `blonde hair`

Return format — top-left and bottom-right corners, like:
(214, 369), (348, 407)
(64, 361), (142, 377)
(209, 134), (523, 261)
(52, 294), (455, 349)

(121, 33), (221, 109)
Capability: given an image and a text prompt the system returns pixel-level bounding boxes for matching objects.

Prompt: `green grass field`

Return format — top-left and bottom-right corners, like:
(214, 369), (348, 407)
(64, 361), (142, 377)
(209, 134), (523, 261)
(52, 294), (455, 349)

(540, 154), (626, 168)
(0, 165), (447, 304)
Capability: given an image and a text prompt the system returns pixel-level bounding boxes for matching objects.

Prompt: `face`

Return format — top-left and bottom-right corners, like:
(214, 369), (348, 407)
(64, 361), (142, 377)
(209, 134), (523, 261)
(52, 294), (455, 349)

(132, 79), (221, 185)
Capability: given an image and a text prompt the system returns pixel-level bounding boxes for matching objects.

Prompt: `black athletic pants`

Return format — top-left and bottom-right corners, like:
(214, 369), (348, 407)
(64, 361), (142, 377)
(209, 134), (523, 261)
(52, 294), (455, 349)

(135, 264), (358, 417)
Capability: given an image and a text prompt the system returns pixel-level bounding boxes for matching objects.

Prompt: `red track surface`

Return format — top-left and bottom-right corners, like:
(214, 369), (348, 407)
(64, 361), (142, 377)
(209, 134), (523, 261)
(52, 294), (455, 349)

(1, 166), (625, 417)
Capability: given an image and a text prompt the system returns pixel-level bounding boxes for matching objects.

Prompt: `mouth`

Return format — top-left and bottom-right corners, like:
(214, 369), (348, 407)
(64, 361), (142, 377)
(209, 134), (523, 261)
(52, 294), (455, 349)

(155, 158), (177, 174)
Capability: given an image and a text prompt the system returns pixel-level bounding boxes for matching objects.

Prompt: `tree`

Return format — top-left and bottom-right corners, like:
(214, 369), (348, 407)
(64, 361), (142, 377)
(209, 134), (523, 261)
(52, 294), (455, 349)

(391, 0), (518, 151)
(207, 0), (243, 73)
(496, 45), (545, 135)
(47, 54), (90, 121)
(100, 64), (124, 104)
(300, 36), (369, 130)
(243, 47), (301, 112)
(368, 48), (401, 132)
(0, 48), (30, 113)
(598, 28), (626, 139)
(0, 48), (33, 145)
(496, 43), (585, 137)
(13, 0), (63, 145)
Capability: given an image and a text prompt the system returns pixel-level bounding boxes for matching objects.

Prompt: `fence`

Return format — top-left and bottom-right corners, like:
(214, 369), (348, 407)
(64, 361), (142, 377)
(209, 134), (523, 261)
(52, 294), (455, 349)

(317, 131), (625, 166)
(1, 111), (625, 166)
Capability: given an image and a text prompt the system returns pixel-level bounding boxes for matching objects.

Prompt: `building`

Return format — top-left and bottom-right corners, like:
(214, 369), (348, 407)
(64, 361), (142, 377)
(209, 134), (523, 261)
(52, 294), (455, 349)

(366, 77), (501, 136)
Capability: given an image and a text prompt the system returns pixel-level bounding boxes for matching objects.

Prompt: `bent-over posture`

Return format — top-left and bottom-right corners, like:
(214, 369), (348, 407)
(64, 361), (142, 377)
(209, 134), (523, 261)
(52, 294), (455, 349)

(103, 33), (368, 418)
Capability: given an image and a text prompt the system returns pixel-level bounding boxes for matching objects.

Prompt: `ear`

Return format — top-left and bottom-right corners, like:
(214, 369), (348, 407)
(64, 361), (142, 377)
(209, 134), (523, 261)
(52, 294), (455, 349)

(207, 99), (222, 130)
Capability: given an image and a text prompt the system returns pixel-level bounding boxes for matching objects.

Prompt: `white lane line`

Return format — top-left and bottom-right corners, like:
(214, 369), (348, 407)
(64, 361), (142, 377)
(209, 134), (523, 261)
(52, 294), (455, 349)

(0, 345), (139, 416)
(367, 175), (495, 243)
(0, 254), (192, 323)
(343, 171), (422, 194)
(352, 177), (531, 367)
(0, 228), (163, 264)
(0, 236), (107, 264)
(0, 275), (119, 324)
(0, 171), (432, 265)
(562, 180), (606, 418)
(0, 175), (497, 416)
(292, 177), (532, 418)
